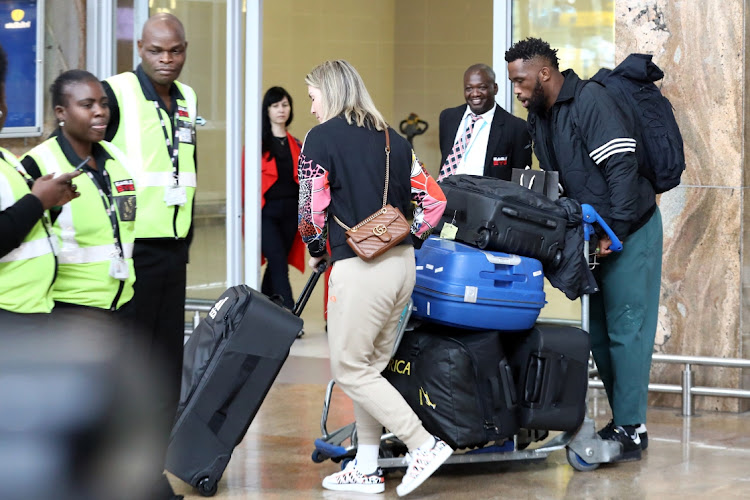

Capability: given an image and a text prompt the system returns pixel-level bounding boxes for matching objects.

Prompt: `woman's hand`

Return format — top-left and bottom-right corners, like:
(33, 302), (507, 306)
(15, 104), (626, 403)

(31, 171), (82, 210)
(308, 254), (330, 272)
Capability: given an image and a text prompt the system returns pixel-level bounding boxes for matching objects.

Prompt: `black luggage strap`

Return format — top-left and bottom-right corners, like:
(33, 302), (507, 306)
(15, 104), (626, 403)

(208, 355), (261, 435)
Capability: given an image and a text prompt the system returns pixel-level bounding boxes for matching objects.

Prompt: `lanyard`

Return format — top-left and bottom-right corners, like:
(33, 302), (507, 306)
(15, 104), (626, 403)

(153, 100), (180, 186)
(461, 113), (487, 161)
(84, 164), (125, 260)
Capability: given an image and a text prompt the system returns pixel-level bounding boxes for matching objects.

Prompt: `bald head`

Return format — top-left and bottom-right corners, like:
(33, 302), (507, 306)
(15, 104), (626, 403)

(138, 13), (188, 94)
(464, 64), (496, 85)
(141, 13), (185, 42)
(463, 63), (498, 115)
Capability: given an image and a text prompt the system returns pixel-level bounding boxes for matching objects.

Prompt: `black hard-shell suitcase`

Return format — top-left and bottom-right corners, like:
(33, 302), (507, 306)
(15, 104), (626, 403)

(165, 269), (322, 497)
(438, 174), (568, 267)
(503, 325), (590, 432)
(383, 324), (519, 449)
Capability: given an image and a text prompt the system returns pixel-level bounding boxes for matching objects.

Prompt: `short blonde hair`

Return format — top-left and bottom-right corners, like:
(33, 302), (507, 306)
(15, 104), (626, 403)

(305, 60), (387, 131)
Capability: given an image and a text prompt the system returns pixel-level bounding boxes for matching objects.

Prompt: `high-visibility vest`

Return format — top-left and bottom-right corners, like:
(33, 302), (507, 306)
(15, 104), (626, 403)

(105, 72), (197, 239)
(23, 139), (137, 310)
(0, 147), (56, 313)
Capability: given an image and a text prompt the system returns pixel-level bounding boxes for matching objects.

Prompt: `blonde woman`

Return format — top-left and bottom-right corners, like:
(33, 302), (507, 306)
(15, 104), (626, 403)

(298, 60), (449, 497)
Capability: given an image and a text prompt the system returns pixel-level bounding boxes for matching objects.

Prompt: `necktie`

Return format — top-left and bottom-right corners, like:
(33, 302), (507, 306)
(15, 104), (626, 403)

(439, 113), (481, 181)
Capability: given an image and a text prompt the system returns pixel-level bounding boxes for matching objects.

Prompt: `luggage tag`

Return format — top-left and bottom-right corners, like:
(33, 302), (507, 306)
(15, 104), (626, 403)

(109, 257), (129, 280)
(164, 185), (187, 206)
(440, 210), (459, 240)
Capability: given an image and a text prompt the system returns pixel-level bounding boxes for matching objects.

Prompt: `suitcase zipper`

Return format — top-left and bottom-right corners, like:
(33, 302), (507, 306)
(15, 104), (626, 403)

(413, 284), (544, 306)
(178, 288), (248, 420)
(442, 336), (498, 436)
(454, 185), (563, 228)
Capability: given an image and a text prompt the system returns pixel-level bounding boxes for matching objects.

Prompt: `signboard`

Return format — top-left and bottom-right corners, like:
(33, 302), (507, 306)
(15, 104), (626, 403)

(0, 0), (43, 138)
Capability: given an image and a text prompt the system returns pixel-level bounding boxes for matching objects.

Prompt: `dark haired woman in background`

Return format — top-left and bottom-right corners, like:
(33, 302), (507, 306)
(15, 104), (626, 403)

(259, 86), (304, 309)
(21, 70), (138, 321)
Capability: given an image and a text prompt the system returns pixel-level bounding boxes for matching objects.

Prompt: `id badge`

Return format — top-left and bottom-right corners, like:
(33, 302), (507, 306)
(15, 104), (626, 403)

(164, 185), (187, 206)
(177, 123), (195, 144)
(109, 257), (129, 280)
(440, 222), (458, 240)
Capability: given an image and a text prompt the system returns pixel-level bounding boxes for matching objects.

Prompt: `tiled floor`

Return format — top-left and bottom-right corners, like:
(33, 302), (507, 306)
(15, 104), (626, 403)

(168, 343), (750, 499)
(175, 245), (750, 499)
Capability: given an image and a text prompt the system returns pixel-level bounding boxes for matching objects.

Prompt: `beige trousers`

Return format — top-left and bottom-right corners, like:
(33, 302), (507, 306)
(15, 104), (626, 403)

(327, 245), (432, 451)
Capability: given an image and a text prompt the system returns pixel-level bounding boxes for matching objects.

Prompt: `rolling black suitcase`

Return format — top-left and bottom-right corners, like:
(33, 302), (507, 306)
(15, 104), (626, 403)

(438, 174), (568, 267)
(383, 324), (519, 449)
(165, 269), (322, 497)
(503, 325), (590, 432)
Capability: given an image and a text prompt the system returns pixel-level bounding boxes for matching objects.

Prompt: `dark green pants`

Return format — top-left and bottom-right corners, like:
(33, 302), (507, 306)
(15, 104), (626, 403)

(590, 207), (663, 426)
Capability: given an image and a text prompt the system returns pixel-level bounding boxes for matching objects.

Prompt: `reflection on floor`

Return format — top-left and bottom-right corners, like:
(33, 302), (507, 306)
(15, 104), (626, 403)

(180, 245), (750, 499)
(169, 320), (750, 499)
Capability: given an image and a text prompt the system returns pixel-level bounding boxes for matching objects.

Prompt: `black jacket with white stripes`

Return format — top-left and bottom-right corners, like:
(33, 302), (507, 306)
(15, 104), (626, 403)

(528, 69), (656, 239)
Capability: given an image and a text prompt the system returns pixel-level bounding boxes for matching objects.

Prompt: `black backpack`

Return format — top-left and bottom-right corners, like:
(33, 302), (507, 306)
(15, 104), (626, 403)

(590, 53), (685, 194)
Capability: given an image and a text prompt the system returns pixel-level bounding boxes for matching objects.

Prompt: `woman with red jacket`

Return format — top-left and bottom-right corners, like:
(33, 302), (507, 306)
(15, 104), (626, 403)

(259, 86), (304, 309)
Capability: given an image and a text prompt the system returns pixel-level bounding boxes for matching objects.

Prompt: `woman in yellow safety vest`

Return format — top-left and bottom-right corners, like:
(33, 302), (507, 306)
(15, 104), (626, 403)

(21, 70), (138, 323)
(0, 45), (80, 330)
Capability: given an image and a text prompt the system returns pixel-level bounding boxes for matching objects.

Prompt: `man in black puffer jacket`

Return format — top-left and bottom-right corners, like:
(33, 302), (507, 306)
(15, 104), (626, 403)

(506, 38), (663, 463)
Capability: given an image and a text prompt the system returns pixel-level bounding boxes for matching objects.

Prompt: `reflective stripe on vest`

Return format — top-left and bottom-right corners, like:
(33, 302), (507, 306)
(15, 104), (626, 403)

(105, 73), (196, 239)
(0, 237), (56, 263)
(24, 139), (137, 310)
(0, 149), (56, 313)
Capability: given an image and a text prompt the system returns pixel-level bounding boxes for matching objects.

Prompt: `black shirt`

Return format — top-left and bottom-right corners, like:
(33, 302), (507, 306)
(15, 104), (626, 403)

(264, 136), (299, 201)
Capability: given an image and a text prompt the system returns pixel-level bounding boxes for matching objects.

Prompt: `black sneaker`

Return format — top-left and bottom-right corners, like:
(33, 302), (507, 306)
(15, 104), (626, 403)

(601, 425), (642, 462)
(598, 420), (648, 451)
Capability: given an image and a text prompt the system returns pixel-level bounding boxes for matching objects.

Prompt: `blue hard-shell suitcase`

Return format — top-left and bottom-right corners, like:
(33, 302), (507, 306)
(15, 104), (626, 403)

(411, 237), (546, 331)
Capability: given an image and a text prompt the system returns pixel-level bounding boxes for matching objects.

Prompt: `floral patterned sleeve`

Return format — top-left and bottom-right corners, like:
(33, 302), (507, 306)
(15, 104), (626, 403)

(297, 152), (330, 257)
(409, 151), (446, 240)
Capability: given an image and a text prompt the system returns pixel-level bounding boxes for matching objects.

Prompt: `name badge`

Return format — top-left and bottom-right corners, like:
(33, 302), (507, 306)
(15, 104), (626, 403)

(164, 185), (187, 206)
(177, 124), (194, 145)
(109, 257), (129, 281)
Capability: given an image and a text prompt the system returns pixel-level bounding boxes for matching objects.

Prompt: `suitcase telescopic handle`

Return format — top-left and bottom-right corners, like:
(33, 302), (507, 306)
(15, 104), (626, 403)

(500, 206), (559, 229)
(291, 261), (328, 317)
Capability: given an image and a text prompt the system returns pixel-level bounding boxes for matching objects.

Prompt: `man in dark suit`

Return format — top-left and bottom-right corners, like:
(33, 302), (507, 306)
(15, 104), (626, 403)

(438, 63), (531, 181)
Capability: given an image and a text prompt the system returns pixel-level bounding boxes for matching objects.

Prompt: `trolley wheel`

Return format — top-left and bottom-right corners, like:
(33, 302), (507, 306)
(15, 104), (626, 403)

(566, 448), (600, 472)
(340, 458), (353, 470)
(197, 476), (218, 496)
(311, 449), (327, 463)
(476, 228), (491, 249)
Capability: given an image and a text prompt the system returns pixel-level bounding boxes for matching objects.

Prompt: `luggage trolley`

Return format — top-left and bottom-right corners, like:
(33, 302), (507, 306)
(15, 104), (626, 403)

(311, 204), (624, 472)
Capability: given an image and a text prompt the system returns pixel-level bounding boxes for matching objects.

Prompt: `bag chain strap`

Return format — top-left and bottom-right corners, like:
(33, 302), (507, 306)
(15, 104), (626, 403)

(333, 128), (391, 232)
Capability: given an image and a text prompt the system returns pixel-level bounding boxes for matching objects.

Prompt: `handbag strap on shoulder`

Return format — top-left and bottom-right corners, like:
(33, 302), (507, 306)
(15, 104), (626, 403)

(334, 127), (391, 232)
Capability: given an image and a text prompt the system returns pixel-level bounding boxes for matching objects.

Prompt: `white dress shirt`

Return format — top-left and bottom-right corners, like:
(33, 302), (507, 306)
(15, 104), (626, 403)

(453, 103), (496, 176)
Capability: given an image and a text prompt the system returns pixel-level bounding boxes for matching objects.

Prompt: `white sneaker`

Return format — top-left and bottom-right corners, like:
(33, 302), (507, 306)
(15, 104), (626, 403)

(321, 460), (385, 494)
(396, 438), (453, 497)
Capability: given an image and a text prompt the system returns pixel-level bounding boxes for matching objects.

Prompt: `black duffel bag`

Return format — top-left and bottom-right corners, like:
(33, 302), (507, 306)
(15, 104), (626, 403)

(383, 324), (519, 449)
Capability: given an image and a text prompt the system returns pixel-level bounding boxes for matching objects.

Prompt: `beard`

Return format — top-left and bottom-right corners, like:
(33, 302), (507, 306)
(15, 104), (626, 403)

(527, 78), (547, 116)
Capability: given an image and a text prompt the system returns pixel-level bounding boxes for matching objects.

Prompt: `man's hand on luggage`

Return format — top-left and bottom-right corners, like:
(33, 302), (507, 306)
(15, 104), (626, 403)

(596, 235), (621, 257)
